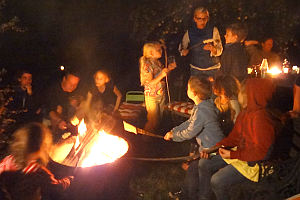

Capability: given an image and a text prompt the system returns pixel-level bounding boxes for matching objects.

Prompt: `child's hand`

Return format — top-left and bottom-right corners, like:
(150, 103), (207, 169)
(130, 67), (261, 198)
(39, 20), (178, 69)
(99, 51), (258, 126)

(25, 85), (32, 95)
(164, 131), (173, 140)
(168, 62), (177, 71)
(219, 148), (231, 159)
(200, 149), (210, 159)
(181, 49), (189, 56)
(162, 68), (169, 76)
(58, 120), (67, 130)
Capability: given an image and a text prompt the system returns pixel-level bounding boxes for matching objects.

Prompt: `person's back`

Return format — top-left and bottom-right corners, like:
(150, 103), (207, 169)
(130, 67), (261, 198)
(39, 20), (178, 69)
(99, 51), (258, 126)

(164, 76), (224, 200)
(164, 76), (224, 149)
(221, 23), (249, 81)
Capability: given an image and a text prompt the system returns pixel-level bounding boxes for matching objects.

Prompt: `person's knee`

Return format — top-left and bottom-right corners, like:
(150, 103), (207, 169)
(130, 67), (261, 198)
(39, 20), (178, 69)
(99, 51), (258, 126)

(210, 173), (225, 191)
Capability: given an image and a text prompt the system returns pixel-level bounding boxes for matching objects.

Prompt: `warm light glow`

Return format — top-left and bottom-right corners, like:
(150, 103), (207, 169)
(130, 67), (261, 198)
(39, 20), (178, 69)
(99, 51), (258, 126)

(293, 66), (299, 74)
(50, 119), (129, 167)
(60, 65), (65, 71)
(78, 119), (87, 136)
(247, 67), (253, 74)
(75, 119), (87, 149)
(283, 67), (289, 74)
(267, 66), (282, 76)
(80, 130), (129, 167)
(70, 116), (80, 126)
(123, 121), (137, 134)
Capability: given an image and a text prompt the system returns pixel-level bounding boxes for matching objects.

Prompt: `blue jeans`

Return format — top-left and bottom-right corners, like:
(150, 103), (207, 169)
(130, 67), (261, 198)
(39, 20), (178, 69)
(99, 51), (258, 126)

(198, 155), (248, 200)
(183, 160), (199, 199)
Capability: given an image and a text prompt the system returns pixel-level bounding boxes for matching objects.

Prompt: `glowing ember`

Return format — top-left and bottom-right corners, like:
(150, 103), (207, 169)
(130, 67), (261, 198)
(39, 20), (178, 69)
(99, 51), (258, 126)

(81, 130), (129, 167)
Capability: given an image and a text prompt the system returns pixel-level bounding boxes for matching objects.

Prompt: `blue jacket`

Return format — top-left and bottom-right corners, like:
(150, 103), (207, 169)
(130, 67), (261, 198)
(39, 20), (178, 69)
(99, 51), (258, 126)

(172, 99), (224, 150)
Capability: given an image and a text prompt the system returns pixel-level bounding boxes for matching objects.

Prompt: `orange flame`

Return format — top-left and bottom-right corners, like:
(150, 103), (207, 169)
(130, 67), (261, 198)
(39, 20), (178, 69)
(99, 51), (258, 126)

(77, 119), (128, 167)
(70, 116), (80, 126)
(81, 130), (129, 167)
(74, 119), (87, 149)
(51, 119), (129, 167)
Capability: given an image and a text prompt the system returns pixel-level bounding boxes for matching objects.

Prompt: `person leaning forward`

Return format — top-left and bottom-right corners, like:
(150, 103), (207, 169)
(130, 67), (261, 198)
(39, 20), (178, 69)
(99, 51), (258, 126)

(44, 70), (80, 142)
(179, 7), (223, 78)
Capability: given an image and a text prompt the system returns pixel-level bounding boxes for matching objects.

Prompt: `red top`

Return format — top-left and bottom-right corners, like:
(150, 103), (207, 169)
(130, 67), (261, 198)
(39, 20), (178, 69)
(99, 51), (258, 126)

(0, 155), (71, 189)
(217, 78), (276, 162)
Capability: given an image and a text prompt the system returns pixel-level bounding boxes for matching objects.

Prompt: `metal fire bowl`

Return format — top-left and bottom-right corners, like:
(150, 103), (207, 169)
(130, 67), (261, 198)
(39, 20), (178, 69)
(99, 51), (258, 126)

(47, 136), (132, 200)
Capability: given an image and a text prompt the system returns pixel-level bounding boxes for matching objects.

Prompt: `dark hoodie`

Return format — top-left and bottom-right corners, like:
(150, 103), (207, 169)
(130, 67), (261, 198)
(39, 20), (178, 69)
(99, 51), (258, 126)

(217, 78), (276, 162)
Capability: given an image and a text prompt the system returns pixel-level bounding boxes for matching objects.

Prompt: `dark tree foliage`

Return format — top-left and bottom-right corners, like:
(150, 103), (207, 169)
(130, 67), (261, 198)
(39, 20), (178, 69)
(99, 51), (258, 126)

(130, 0), (300, 57)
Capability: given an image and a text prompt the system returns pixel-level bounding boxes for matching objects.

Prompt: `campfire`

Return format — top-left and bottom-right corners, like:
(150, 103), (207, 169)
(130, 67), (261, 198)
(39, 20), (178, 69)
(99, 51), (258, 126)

(50, 118), (129, 168)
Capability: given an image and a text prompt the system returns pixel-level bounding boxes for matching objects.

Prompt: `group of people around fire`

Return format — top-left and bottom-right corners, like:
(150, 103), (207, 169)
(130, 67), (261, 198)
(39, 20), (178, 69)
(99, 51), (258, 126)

(0, 5), (298, 200)
(140, 6), (299, 200)
(0, 68), (123, 199)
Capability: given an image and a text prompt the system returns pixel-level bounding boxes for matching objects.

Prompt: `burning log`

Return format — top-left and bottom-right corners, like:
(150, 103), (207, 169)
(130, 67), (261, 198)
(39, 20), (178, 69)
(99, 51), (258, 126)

(51, 119), (129, 168)
(62, 122), (97, 166)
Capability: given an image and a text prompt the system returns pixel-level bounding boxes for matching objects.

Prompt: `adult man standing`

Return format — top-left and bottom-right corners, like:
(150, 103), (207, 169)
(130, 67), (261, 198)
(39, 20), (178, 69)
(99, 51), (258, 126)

(179, 7), (223, 78)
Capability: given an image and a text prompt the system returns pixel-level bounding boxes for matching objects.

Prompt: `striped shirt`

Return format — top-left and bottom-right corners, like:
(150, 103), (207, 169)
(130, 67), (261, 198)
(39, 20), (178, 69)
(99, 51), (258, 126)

(0, 155), (71, 189)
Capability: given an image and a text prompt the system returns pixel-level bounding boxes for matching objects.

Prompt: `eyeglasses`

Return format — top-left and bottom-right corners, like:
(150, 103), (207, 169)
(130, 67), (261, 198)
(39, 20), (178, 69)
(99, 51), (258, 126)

(194, 16), (208, 21)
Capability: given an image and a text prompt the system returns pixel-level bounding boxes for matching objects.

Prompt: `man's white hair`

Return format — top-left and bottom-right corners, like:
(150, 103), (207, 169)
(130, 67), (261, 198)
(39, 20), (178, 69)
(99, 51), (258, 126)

(194, 7), (209, 17)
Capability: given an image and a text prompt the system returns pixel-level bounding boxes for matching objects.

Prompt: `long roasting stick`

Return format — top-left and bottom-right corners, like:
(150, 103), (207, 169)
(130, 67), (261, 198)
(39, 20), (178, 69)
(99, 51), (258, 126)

(160, 39), (171, 104)
(123, 121), (164, 139)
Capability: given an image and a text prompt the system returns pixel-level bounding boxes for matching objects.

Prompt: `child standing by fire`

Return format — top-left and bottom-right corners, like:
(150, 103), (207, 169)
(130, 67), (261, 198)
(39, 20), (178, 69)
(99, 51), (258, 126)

(0, 123), (73, 200)
(140, 42), (176, 132)
(164, 76), (224, 199)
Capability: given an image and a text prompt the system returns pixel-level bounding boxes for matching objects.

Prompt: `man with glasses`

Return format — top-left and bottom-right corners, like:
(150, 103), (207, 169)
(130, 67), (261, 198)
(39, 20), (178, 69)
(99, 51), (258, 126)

(179, 7), (223, 78)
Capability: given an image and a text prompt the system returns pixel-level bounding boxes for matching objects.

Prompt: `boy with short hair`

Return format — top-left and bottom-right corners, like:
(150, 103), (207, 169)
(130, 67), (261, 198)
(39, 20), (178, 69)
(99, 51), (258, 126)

(164, 76), (224, 199)
(220, 23), (249, 81)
